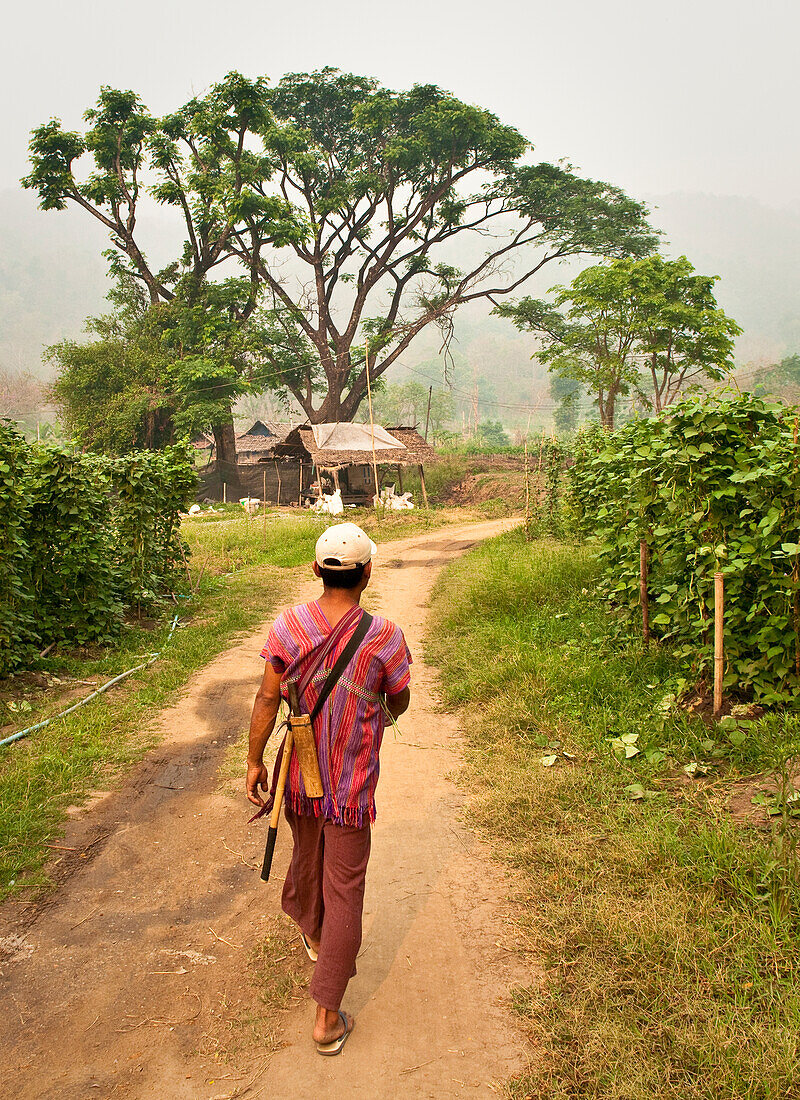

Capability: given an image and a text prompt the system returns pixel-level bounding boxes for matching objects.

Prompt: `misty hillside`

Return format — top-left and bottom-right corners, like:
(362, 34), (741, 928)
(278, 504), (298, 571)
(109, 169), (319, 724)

(648, 192), (800, 363)
(2, 187), (798, 401)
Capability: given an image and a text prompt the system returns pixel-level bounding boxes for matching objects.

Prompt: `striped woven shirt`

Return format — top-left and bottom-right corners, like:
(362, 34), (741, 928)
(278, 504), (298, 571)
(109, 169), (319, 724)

(261, 601), (412, 827)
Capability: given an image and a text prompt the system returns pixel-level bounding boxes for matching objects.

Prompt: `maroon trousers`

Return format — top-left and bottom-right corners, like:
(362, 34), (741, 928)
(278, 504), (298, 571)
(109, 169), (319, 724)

(281, 806), (371, 1012)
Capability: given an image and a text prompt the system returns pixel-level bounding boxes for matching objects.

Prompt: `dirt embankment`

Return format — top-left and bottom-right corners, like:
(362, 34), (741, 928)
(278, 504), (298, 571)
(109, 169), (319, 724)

(432, 455), (529, 510)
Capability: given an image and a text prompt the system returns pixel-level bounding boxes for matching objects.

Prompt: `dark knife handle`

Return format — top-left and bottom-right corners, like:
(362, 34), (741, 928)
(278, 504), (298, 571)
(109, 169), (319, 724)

(261, 826), (278, 881)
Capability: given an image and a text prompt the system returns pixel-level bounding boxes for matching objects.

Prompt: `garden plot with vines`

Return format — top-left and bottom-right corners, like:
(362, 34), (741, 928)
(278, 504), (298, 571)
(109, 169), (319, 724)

(569, 392), (800, 705)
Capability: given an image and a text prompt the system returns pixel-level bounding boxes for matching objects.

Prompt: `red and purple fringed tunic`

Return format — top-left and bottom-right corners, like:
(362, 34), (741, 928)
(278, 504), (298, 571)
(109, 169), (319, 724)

(261, 601), (412, 828)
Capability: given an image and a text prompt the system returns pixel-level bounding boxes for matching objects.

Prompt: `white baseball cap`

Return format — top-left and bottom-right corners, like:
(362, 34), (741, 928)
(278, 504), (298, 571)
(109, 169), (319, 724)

(315, 523), (378, 571)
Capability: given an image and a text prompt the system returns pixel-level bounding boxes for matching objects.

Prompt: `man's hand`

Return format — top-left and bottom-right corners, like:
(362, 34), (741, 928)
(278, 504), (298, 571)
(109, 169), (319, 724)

(246, 760), (270, 807)
(384, 686), (410, 721)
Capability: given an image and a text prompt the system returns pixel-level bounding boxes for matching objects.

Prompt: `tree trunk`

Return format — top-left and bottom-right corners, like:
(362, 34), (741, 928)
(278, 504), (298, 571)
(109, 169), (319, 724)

(212, 418), (241, 498)
(297, 375), (368, 425)
(598, 385), (619, 430)
(650, 354), (663, 415)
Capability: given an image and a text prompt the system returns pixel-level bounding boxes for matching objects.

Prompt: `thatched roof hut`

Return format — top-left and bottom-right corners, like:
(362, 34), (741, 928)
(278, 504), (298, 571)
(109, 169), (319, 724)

(272, 423), (436, 505)
(235, 420), (292, 463)
(274, 423), (434, 467)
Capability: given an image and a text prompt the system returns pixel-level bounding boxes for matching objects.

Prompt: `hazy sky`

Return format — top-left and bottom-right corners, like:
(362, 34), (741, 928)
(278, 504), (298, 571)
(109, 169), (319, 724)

(3, 0), (798, 208)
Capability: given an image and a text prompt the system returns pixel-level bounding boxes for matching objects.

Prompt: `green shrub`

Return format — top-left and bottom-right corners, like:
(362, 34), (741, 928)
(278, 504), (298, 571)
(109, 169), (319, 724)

(0, 438), (197, 673)
(569, 393), (800, 703)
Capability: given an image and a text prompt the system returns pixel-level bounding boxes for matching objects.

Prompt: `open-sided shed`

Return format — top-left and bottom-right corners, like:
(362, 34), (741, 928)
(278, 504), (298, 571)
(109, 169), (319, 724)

(272, 422), (436, 506)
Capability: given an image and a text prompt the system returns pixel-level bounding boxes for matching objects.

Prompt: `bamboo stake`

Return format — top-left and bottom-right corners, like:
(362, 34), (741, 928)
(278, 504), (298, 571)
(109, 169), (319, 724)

(523, 436), (531, 541)
(365, 343), (380, 509)
(418, 464), (429, 509)
(274, 459), (282, 507)
(640, 539), (650, 647)
(713, 571), (725, 718)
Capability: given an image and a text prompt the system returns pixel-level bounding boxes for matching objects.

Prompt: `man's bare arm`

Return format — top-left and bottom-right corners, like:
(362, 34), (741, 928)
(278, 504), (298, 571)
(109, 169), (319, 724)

(384, 686), (410, 721)
(246, 662), (283, 807)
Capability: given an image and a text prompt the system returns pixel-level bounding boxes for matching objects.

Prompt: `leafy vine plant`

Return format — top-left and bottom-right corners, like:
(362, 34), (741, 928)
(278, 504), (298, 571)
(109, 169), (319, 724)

(568, 392), (800, 705)
(0, 425), (196, 675)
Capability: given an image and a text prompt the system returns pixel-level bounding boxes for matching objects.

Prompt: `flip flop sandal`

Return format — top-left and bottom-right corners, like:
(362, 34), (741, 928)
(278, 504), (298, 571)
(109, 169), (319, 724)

(316, 1011), (353, 1056)
(300, 932), (318, 962)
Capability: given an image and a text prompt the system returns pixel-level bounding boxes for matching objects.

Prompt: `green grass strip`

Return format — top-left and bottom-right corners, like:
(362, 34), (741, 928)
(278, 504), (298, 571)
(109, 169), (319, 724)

(427, 530), (800, 1100)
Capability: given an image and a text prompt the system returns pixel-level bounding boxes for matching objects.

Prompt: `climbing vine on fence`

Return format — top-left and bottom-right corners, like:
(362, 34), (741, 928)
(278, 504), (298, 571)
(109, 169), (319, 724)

(26, 447), (120, 649)
(0, 425), (197, 675)
(569, 393), (800, 704)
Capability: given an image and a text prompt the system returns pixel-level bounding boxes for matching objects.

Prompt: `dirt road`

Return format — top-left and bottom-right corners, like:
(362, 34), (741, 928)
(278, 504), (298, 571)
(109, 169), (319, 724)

(0, 518), (529, 1099)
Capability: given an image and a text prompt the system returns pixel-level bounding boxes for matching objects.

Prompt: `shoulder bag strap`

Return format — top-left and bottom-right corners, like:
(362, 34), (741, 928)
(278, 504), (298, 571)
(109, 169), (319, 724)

(293, 604), (361, 704)
(309, 611), (373, 723)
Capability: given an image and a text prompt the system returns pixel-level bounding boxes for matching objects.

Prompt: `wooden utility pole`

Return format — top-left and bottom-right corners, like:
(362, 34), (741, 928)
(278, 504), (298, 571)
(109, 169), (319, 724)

(365, 343), (381, 508)
(262, 468), (267, 543)
(424, 385), (433, 442)
(418, 465), (429, 509)
(713, 571), (725, 718)
(640, 540), (650, 647)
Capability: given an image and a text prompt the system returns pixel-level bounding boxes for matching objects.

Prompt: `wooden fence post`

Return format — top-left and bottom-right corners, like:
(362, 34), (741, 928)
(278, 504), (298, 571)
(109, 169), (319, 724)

(639, 539), (650, 647)
(262, 468), (267, 544)
(418, 464), (429, 509)
(713, 571), (725, 718)
(274, 460), (282, 507)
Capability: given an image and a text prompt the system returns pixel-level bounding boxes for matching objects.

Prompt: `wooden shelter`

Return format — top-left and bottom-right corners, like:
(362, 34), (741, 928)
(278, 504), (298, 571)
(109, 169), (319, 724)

(272, 423), (436, 506)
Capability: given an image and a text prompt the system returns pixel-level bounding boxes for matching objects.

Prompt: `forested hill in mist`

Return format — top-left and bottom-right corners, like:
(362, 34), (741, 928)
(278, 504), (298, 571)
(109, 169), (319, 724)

(2, 187), (798, 384)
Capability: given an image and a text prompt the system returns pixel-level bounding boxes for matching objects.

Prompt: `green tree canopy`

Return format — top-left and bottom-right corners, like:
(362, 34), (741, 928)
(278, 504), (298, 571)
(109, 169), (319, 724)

(497, 255), (740, 428)
(48, 272), (279, 458)
(25, 69), (657, 431)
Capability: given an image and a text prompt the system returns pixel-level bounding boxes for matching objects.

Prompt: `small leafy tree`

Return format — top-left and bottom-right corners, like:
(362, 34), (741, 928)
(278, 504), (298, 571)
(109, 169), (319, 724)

(497, 255), (740, 428)
(48, 277), (177, 453)
(49, 272), (279, 489)
(475, 420), (511, 447)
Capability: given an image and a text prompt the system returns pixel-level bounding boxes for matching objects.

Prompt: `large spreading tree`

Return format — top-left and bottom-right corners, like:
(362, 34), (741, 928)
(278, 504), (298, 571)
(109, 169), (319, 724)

(497, 255), (741, 428)
(24, 69), (657, 453)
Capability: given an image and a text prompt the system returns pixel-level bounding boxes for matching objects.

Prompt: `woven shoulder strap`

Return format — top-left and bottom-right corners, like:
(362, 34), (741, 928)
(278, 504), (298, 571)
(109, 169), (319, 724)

(309, 611), (373, 723)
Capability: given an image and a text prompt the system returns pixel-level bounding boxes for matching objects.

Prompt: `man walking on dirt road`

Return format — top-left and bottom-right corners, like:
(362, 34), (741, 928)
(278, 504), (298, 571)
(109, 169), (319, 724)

(246, 522), (411, 1055)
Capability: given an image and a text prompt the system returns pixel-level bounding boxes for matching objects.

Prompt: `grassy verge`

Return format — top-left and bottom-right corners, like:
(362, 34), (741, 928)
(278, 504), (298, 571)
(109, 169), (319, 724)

(0, 504), (479, 900)
(427, 531), (800, 1100)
